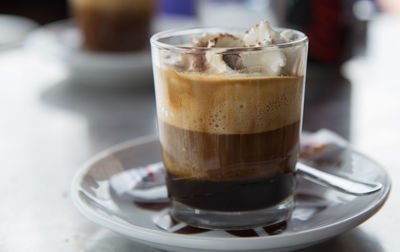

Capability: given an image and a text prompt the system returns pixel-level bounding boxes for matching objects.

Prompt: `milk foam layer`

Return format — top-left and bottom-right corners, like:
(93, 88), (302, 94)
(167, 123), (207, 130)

(155, 68), (304, 134)
(70, 0), (155, 13)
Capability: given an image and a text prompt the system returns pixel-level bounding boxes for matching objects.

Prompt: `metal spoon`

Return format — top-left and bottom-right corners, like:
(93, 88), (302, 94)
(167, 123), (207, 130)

(296, 162), (383, 196)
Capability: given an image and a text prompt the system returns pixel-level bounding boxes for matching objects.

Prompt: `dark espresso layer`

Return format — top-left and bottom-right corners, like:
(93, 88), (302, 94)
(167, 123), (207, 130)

(167, 172), (295, 211)
(160, 121), (300, 211)
(72, 8), (151, 51)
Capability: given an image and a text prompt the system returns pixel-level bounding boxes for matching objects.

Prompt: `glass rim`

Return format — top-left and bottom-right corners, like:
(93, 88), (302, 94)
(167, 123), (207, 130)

(150, 26), (308, 52)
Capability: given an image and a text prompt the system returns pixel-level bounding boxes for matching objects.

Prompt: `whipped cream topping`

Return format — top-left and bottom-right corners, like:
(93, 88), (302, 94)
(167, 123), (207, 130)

(163, 20), (294, 76)
(243, 20), (283, 46)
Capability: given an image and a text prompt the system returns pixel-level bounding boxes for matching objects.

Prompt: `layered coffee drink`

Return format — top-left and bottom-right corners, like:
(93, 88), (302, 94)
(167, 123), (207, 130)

(159, 70), (303, 211)
(151, 21), (308, 229)
(70, 0), (156, 52)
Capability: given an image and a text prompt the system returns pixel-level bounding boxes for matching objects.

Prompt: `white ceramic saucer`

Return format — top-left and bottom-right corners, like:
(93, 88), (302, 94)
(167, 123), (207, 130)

(0, 14), (38, 49)
(24, 20), (152, 87)
(71, 135), (390, 252)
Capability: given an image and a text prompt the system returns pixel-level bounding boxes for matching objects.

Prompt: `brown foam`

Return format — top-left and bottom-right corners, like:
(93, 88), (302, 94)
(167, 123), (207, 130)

(154, 68), (304, 134)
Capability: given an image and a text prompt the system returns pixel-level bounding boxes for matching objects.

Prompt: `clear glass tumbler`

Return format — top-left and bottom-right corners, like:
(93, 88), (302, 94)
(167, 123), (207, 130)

(151, 27), (308, 230)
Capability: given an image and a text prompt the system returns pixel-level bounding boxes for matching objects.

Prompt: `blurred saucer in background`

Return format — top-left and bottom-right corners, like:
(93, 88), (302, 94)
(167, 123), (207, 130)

(0, 14), (38, 49)
(25, 20), (153, 87)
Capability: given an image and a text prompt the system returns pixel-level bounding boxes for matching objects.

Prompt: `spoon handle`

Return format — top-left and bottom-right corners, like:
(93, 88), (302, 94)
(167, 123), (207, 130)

(296, 162), (382, 196)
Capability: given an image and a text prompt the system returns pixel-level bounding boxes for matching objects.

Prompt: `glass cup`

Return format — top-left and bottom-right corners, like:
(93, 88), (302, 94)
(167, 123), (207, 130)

(150, 27), (308, 230)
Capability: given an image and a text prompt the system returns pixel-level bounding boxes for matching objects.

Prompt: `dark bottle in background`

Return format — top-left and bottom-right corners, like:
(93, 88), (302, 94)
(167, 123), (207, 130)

(273, 0), (370, 139)
(281, 0), (367, 65)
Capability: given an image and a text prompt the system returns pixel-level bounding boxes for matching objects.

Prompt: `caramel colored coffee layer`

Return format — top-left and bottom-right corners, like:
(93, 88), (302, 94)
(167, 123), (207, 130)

(155, 68), (304, 135)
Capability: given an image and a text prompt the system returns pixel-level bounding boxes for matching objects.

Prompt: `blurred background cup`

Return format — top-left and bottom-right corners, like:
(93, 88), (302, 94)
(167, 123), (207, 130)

(68, 0), (157, 52)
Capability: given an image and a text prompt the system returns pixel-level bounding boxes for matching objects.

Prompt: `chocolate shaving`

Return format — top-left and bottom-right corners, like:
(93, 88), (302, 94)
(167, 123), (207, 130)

(222, 53), (244, 70)
(191, 52), (208, 72)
